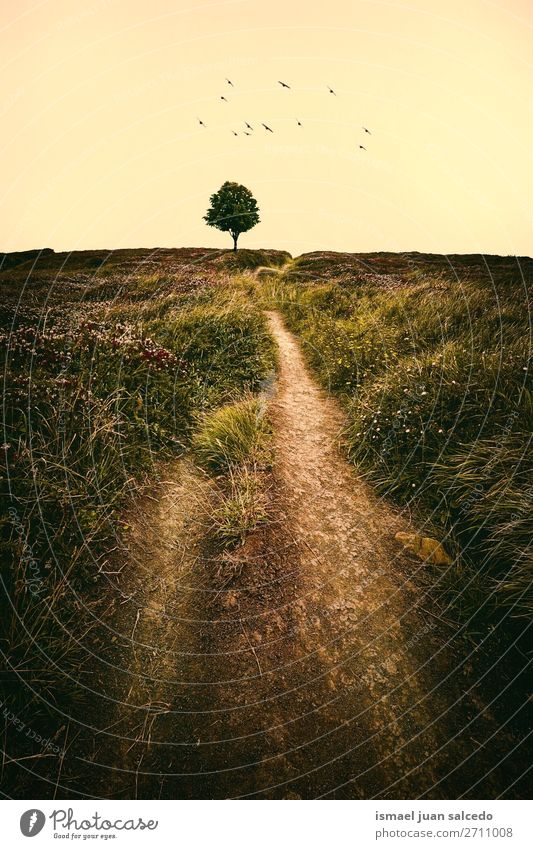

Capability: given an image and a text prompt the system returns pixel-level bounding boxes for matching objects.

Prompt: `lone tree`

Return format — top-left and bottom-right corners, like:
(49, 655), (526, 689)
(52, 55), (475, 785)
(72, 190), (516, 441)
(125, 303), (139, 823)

(203, 181), (260, 251)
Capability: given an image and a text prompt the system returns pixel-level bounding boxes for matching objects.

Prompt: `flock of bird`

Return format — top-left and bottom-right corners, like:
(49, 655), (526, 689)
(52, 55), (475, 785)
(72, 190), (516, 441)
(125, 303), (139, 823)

(196, 78), (372, 151)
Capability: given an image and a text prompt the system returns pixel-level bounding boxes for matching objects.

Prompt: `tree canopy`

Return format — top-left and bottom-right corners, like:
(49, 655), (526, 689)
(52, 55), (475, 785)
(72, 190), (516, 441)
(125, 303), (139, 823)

(203, 181), (260, 251)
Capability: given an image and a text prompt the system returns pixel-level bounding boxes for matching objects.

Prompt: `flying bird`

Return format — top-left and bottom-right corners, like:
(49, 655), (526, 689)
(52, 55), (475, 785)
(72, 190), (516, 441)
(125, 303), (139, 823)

(278, 80), (291, 89)
(363, 126), (371, 134)
(328, 86), (336, 95)
(245, 122), (253, 131)
(197, 118), (206, 128)
(226, 78), (234, 86)
(359, 145), (366, 150)
(220, 95), (228, 102)
(244, 131), (251, 136)
(232, 130), (238, 136)
(296, 119), (302, 126)
(262, 123), (274, 132)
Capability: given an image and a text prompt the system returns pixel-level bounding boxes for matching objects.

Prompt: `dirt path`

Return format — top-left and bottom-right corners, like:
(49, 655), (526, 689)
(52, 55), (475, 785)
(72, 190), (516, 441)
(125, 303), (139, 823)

(54, 310), (528, 800)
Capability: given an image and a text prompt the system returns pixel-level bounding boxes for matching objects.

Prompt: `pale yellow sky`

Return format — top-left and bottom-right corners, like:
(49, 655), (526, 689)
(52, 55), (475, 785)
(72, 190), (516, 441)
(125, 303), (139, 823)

(1, 0), (532, 256)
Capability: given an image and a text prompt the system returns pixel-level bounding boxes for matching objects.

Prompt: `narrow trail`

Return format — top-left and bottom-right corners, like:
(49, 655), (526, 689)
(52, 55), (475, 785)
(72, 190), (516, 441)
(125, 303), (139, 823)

(71, 310), (527, 800)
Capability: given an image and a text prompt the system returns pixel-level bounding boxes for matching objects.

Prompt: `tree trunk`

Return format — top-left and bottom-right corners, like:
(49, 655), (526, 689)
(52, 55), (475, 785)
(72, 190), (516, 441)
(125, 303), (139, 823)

(232, 234), (238, 252)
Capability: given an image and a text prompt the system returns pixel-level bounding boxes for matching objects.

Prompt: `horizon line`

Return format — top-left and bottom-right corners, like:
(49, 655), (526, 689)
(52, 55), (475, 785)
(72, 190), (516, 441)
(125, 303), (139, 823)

(2, 245), (533, 262)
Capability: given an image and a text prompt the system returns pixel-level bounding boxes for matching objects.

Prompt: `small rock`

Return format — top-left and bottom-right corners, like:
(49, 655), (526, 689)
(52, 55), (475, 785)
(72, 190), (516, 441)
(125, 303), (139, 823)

(395, 532), (453, 566)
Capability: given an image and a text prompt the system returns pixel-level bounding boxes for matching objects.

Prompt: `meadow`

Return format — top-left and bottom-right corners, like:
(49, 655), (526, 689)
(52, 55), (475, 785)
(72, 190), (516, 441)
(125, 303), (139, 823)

(0, 248), (279, 766)
(262, 251), (532, 631)
(1, 246), (531, 799)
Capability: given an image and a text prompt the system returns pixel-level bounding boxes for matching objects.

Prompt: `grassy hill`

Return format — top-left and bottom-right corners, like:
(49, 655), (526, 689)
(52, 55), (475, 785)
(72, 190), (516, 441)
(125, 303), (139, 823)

(1, 246), (531, 798)
(262, 250), (532, 627)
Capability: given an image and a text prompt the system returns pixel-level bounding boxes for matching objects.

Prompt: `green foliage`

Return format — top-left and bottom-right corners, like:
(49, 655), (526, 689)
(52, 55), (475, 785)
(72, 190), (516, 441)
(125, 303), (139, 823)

(193, 397), (272, 472)
(150, 301), (274, 408)
(204, 181), (260, 250)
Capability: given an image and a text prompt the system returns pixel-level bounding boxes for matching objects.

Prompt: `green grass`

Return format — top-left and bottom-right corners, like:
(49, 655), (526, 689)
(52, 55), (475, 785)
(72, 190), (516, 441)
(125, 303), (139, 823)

(193, 396), (272, 472)
(0, 258), (275, 732)
(191, 386), (274, 554)
(262, 266), (532, 626)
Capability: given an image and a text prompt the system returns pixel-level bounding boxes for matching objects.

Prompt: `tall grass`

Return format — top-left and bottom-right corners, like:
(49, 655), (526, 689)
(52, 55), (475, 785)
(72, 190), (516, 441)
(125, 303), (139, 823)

(211, 464), (271, 548)
(0, 266), (275, 741)
(192, 395), (273, 551)
(263, 272), (532, 624)
(193, 397), (272, 471)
